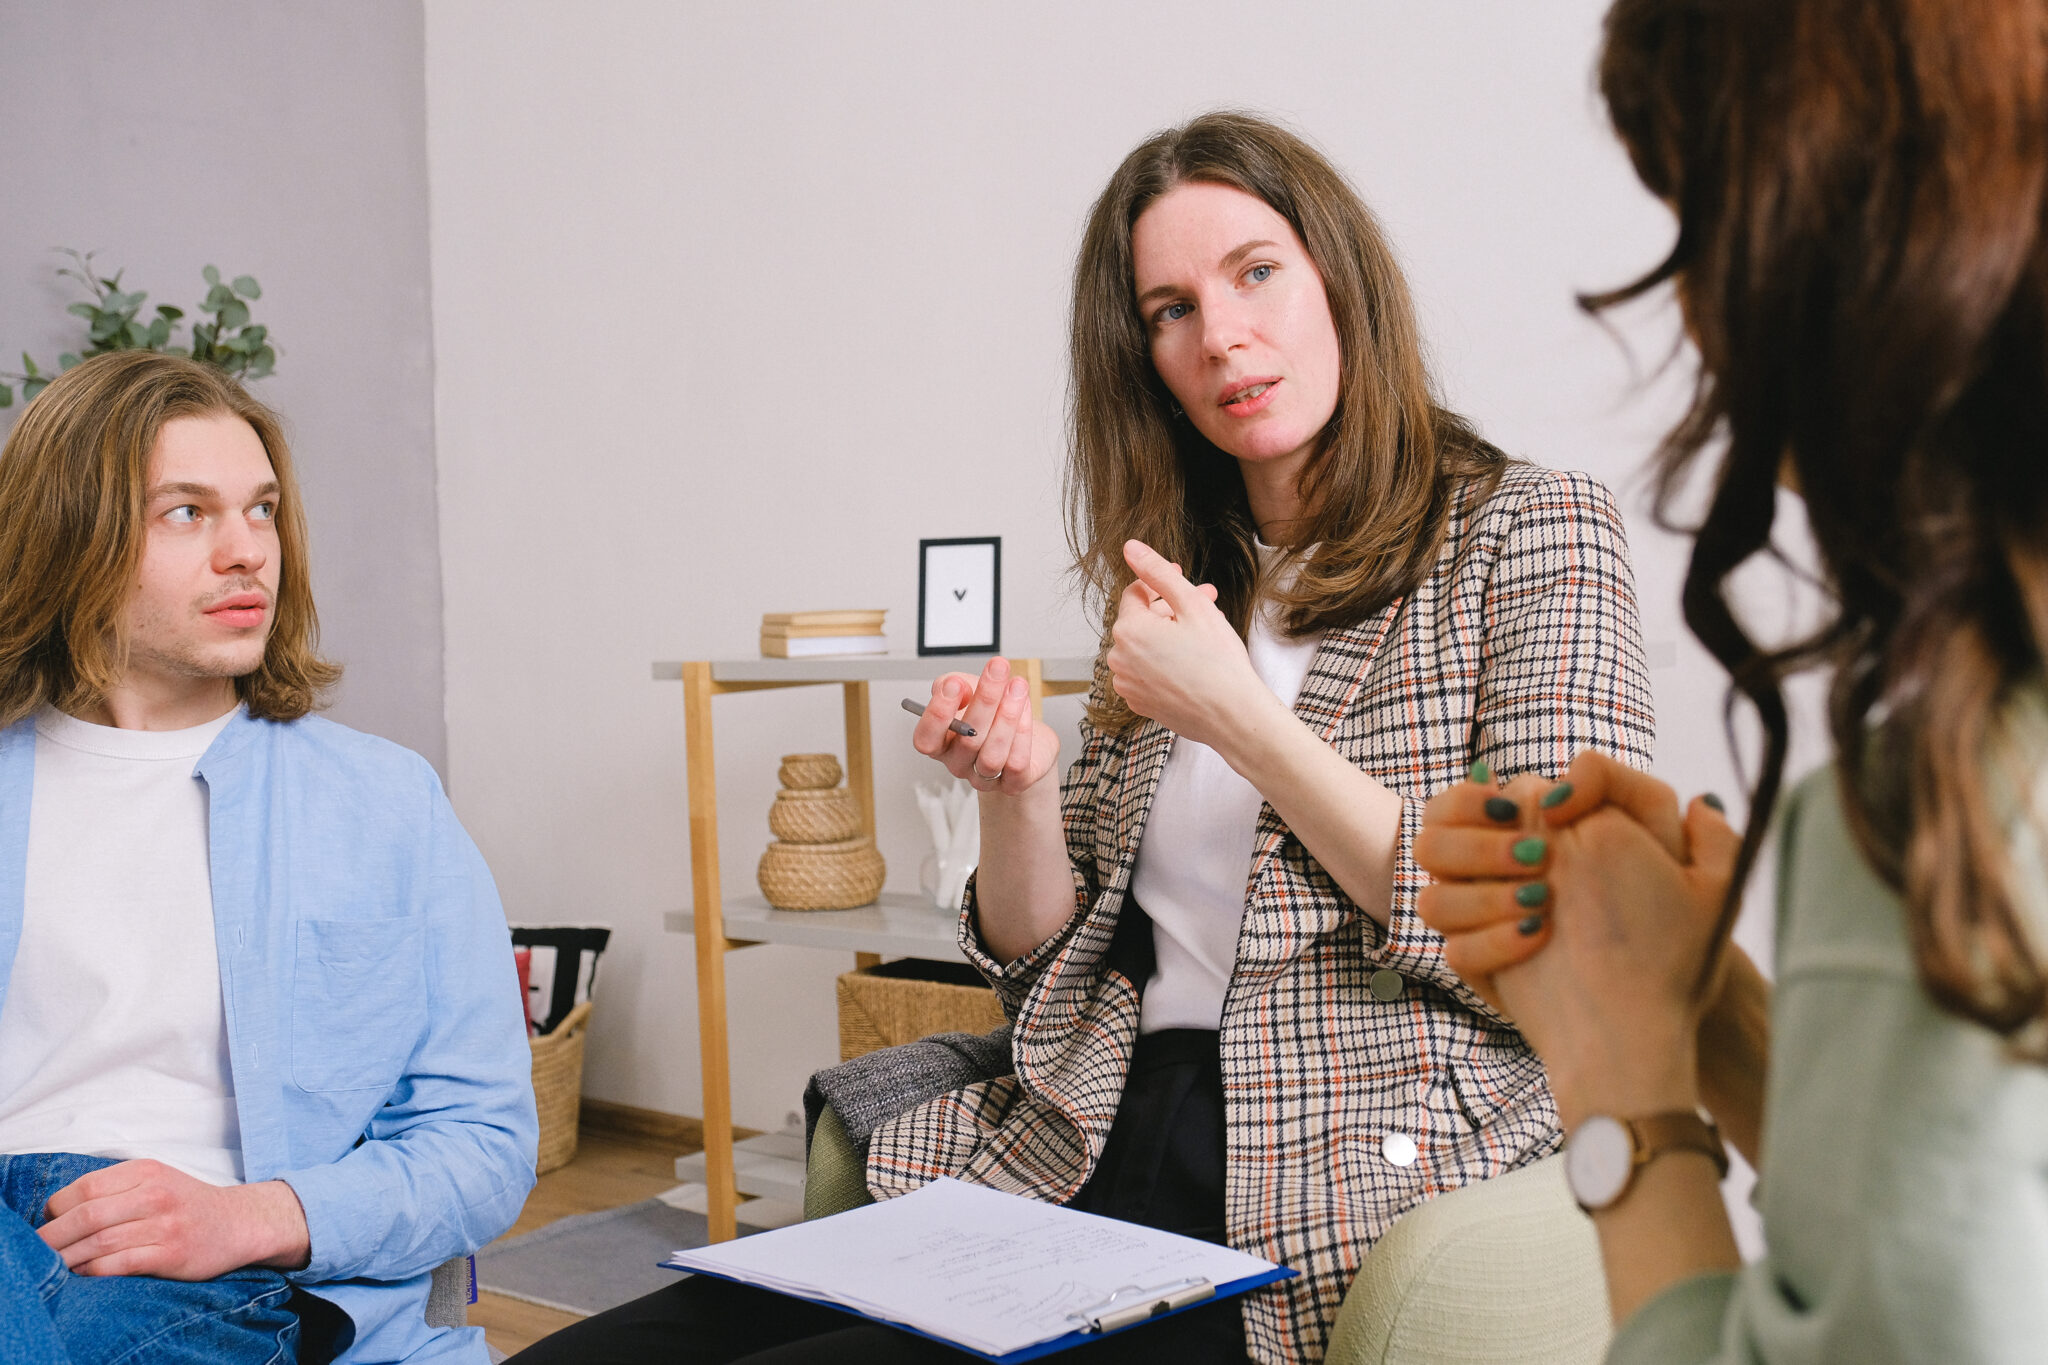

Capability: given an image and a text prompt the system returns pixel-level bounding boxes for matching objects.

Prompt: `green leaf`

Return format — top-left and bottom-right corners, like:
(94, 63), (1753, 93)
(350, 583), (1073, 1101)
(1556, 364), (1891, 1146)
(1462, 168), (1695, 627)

(144, 317), (171, 348)
(164, 346), (190, 358)
(202, 284), (236, 311)
(58, 352), (80, 370)
(67, 302), (98, 320)
(216, 300), (250, 331)
(241, 324), (266, 347)
(0, 385), (12, 408)
(21, 352), (38, 375)
(231, 275), (261, 299)
(156, 304), (184, 321)
(88, 316), (120, 343)
(203, 265), (220, 286)
(22, 378), (47, 400)
(249, 345), (276, 376)
(123, 320), (149, 348)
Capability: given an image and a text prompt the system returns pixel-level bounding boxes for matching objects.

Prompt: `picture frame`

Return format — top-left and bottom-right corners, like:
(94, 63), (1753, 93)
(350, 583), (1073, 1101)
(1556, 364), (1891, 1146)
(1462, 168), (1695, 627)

(917, 537), (1001, 656)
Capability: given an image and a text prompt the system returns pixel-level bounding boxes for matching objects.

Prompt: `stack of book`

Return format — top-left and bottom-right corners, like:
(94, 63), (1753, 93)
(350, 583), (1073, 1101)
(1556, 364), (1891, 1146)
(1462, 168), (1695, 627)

(760, 610), (888, 658)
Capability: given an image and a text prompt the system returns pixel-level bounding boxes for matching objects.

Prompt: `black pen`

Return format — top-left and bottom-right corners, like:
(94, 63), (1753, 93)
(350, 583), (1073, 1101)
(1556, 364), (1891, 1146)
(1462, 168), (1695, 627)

(900, 697), (976, 737)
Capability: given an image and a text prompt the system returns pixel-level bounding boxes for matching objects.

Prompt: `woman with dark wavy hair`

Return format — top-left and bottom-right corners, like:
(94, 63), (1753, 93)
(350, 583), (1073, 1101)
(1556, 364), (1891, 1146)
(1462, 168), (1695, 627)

(1418, 1), (2048, 1359)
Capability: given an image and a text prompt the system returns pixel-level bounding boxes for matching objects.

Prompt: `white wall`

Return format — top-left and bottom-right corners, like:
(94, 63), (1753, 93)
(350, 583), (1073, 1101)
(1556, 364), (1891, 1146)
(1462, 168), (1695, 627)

(423, 0), (1797, 1194)
(0, 2), (448, 770)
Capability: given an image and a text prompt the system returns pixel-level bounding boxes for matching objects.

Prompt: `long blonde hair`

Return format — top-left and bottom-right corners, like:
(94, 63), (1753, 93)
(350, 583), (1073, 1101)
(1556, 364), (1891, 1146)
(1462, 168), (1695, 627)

(1066, 111), (1505, 731)
(0, 351), (339, 727)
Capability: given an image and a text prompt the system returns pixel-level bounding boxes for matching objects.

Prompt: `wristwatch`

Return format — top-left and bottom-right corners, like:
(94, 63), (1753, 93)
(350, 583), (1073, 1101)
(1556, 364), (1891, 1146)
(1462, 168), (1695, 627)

(1564, 1111), (1728, 1212)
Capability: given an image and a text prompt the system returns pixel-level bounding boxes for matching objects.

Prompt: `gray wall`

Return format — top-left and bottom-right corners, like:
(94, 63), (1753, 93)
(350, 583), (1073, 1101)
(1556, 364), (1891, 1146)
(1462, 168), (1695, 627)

(0, 1), (446, 772)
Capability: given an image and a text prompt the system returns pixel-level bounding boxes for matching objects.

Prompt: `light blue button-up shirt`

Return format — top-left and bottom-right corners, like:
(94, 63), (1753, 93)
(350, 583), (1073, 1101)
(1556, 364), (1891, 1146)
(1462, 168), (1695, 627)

(0, 710), (538, 1364)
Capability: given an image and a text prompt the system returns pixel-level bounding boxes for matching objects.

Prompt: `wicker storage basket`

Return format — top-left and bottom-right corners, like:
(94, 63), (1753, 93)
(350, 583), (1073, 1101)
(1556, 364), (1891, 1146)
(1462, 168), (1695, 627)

(758, 836), (885, 910)
(767, 787), (860, 844)
(837, 958), (1005, 1062)
(777, 753), (843, 791)
(530, 998), (594, 1174)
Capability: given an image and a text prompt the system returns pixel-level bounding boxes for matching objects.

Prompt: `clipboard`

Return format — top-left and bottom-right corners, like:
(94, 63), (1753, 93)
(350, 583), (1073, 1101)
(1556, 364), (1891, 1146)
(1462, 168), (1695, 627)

(658, 1178), (1296, 1361)
(661, 1261), (1296, 1363)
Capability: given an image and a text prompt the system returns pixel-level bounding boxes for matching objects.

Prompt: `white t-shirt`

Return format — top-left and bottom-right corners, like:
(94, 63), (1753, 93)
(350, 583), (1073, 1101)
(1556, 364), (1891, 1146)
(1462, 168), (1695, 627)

(0, 706), (242, 1185)
(1131, 547), (1324, 1034)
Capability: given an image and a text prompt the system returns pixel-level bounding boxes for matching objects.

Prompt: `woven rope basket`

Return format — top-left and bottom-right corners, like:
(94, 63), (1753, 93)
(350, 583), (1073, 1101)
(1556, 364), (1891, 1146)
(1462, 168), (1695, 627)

(777, 752), (843, 790)
(757, 836), (885, 910)
(767, 787), (860, 844)
(837, 960), (1006, 1062)
(530, 998), (594, 1174)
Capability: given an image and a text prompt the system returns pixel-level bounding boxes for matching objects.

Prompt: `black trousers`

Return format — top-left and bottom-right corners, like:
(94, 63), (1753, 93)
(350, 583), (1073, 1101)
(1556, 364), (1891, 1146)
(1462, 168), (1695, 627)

(507, 1029), (1248, 1365)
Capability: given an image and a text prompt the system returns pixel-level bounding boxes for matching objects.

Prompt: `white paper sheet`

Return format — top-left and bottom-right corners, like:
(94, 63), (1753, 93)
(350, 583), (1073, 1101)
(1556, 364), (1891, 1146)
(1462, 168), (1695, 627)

(663, 1178), (1285, 1358)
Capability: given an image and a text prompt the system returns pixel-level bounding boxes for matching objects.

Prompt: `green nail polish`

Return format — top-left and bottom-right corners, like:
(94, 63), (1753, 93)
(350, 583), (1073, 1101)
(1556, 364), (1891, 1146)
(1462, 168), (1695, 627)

(1702, 792), (1726, 813)
(1512, 837), (1546, 866)
(1515, 881), (1549, 908)
(1539, 782), (1574, 809)
(1468, 759), (1492, 785)
(1484, 796), (1519, 822)
(1517, 913), (1545, 936)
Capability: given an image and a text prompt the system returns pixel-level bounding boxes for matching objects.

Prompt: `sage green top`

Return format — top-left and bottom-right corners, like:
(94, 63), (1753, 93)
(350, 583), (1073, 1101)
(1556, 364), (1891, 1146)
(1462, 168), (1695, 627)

(1610, 717), (2048, 1363)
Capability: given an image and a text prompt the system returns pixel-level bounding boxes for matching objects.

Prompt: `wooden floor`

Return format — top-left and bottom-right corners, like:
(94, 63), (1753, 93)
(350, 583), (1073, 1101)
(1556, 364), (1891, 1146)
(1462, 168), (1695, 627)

(470, 1123), (704, 1357)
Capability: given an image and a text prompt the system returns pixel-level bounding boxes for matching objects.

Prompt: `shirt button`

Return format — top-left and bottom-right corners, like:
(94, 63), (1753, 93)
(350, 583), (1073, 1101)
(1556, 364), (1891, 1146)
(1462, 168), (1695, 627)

(1369, 969), (1406, 1001)
(1382, 1132), (1418, 1167)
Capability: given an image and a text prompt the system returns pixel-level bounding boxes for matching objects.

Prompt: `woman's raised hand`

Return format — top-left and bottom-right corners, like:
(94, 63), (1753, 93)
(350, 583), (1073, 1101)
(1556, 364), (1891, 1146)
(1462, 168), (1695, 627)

(909, 655), (1060, 796)
(1105, 539), (1250, 749)
(1415, 750), (1740, 1121)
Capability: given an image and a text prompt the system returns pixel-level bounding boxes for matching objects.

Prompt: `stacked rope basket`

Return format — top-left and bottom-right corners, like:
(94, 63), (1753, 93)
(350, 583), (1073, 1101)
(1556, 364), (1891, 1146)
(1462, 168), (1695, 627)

(758, 753), (885, 910)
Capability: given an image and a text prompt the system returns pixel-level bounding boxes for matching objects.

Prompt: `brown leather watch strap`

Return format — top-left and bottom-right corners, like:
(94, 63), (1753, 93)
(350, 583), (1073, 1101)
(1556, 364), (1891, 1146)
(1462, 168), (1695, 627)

(1630, 1111), (1729, 1179)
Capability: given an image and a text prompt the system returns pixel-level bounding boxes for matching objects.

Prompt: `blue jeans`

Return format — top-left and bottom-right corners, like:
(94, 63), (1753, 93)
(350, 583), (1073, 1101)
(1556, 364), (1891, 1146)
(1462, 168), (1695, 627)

(0, 1153), (299, 1365)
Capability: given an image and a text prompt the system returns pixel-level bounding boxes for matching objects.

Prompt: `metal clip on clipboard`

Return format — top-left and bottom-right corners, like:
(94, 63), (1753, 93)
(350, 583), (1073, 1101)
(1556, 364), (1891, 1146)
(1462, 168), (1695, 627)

(1071, 1276), (1216, 1334)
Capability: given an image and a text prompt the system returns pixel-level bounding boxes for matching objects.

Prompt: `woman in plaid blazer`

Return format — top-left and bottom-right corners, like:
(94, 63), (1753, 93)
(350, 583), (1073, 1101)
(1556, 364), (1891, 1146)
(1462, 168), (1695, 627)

(511, 112), (1651, 1365)
(889, 113), (1654, 1365)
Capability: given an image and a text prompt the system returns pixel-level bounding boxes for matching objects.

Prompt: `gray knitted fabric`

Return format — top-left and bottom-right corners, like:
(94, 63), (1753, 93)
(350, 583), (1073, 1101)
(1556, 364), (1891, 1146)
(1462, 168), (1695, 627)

(423, 1256), (471, 1328)
(802, 1025), (1013, 1157)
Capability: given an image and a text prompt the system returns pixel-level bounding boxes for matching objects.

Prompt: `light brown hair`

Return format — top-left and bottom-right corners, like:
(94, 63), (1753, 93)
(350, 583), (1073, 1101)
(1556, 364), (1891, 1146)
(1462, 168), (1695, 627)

(1067, 111), (1505, 731)
(1593, 0), (2048, 1049)
(0, 351), (340, 726)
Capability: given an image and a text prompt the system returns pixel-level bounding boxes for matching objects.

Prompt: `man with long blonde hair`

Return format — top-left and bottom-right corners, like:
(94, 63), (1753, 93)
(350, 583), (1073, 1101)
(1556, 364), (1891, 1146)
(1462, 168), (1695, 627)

(0, 353), (536, 1364)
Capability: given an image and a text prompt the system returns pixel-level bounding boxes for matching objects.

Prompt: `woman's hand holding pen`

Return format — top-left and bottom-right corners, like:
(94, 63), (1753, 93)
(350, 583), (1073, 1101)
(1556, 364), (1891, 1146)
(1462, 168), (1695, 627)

(1105, 539), (1262, 753)
(913, 657), (1072, 964)
(909, 656), (1060, 796)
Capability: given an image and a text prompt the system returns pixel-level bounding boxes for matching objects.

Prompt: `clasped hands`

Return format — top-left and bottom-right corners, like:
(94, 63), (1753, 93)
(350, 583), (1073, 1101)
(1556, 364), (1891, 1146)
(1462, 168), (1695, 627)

(1414, 753), (1741, 1127)
(37, 1160), (310, 1280)
(912, 539), (1261, 788)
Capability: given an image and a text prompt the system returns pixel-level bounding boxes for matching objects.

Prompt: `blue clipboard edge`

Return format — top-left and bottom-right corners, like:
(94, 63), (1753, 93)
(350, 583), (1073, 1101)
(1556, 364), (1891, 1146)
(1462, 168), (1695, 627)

(656, 1258), (1297, 1363)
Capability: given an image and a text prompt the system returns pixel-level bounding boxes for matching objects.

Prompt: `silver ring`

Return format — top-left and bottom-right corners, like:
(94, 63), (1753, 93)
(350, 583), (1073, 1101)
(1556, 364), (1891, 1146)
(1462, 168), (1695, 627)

(971, 764), (1002, 785)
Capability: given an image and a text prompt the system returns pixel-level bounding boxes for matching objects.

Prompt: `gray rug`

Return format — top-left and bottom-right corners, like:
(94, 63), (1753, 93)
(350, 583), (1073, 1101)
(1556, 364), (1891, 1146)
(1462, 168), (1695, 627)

(477, 1199), (762, 1317)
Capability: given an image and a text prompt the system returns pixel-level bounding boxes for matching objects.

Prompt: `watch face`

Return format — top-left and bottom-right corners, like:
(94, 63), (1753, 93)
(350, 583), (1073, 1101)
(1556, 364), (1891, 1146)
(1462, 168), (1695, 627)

(1566, 1115), (1634, 1211)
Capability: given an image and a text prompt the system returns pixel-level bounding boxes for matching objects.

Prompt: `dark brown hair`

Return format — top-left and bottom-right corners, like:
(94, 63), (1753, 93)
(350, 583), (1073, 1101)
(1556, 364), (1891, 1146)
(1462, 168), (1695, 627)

(1067, 111), (1504, 731)
(1593, 0), (2048, 1049)
(0, 351), (340, 726)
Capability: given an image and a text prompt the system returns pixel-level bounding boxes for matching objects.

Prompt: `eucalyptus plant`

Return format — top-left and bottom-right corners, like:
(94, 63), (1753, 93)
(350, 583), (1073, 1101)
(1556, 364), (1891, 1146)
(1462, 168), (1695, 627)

(1, 249), (277, 408)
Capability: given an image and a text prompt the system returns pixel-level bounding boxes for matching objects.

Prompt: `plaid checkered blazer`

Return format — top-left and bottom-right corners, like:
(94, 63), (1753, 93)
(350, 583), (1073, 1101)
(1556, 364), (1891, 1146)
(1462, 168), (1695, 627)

(863, 464), (1654, 1363)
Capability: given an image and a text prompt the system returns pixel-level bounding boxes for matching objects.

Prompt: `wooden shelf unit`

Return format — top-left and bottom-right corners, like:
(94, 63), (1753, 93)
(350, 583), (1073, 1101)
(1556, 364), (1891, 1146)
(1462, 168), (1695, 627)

(653, 654), (1092, 1240)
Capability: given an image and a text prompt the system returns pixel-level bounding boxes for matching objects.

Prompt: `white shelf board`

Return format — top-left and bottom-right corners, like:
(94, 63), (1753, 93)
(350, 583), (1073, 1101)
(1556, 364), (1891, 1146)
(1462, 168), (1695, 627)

(664, 892), (967, 961)
(650, 656), (1095, 684)
(676, 1130), (809, 1204)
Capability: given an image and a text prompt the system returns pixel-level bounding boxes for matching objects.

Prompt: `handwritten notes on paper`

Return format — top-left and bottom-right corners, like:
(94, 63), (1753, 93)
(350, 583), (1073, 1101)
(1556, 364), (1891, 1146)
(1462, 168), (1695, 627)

(661, 1178), (1289, 1360)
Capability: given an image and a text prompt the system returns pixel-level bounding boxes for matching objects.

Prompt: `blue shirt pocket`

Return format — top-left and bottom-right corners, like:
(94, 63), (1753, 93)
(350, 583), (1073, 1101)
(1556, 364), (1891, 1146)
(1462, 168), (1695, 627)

(291, 917), (427, 1093)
